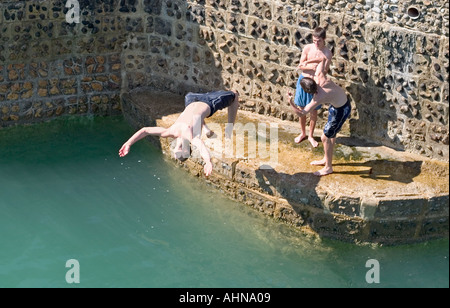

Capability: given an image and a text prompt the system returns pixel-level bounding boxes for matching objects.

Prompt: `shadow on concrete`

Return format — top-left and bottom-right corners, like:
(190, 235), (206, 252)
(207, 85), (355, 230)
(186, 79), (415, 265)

(254, 167), (323, 236)
(254, 168), (321, 207)
(332, 160), (423, 184)
(253, 151), (424, 238)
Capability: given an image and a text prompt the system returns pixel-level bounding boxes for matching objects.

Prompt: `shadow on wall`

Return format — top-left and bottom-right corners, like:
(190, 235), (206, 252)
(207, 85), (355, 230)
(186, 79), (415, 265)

(344, 70), (404, 152)
(337, 24), (434, 154)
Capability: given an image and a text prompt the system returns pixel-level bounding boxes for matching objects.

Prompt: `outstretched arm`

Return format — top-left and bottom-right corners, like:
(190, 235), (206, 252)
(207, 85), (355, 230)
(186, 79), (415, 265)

(119, 127), (168, 157)
(191, 137), (213, 176)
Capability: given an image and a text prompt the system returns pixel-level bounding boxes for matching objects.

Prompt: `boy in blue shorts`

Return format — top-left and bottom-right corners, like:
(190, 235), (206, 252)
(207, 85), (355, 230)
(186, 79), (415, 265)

(289, 27), (332, 148)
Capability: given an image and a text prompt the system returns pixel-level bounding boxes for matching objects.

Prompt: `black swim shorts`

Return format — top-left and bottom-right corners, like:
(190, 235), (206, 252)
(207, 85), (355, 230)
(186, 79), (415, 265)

(184, 90), (236, 117)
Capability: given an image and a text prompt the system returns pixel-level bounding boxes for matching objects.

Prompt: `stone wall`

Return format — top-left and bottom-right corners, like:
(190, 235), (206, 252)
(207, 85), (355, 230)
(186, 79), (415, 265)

(1, 0), (448, 162)
(0, 0), (125, 124)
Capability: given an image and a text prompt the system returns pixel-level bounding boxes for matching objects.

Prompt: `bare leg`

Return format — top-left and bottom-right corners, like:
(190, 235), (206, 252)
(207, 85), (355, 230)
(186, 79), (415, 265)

(310, 136), (335, 166)
(226, 91), (240, 138)
(227, 91), (240, 125)
(308, 110), (319, 148)
(313, 134), (335, 176)
(295, 115), (307, 143)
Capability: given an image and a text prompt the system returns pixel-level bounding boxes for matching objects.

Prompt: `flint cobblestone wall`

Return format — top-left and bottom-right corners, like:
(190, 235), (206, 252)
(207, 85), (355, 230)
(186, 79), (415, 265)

(0, 0), (448, 162)
(0, 0), (125, 123)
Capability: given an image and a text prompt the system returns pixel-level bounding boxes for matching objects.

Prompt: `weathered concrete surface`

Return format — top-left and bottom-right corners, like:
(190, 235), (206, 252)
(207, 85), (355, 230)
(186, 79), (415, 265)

(122, 88), (449, 245)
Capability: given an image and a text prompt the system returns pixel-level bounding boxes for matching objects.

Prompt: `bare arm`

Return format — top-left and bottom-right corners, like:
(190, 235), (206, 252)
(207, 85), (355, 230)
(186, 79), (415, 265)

(119, 127), (168, 157)
(302, 97), (321, 114)
(323, 54), (331, 75)
(297, 45), (315, 71)
(191, 137), (213, 176)
(298, 48), (332, 75)
(286, 90), (303, 116)
(314, 57), (328, 86)
(300, 58), (327, 115)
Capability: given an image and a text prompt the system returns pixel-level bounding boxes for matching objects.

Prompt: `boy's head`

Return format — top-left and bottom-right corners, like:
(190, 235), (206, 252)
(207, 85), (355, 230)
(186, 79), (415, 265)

(300, 77), (318, 94)
(313, 27), (326, 39)
(312, 27), (326, 48)
(172, 137), (191, 162)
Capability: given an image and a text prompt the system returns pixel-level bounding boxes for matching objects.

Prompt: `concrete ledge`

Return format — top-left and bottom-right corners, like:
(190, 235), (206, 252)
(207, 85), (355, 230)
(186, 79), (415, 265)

(121, 88), (449, 245)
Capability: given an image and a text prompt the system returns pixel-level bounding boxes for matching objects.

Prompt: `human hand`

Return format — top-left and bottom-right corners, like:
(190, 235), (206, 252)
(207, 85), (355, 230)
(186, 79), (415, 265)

(204, 161), (213, 177)
(286, 90), (294, 102)
(205, 129), (215, 138)
(119, 144), (130, 157)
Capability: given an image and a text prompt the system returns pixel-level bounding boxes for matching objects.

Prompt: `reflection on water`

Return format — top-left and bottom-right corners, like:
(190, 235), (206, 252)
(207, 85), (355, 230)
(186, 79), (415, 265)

(0, 116), (448, 288)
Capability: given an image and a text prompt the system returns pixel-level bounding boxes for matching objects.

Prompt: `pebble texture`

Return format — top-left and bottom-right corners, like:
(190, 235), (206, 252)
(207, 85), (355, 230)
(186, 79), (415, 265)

(0, 0), (448, 162)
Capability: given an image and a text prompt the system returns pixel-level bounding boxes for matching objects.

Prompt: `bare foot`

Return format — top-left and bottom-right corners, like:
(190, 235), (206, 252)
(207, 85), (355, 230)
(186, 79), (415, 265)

(294, 134), (307, 144)
(313, 167), (333, 176)
(310, 159), (326, 166)
(308, 136), (318, 148)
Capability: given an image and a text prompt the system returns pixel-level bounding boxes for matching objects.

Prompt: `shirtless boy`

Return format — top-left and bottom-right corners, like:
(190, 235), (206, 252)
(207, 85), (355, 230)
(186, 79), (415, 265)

(119, 90), (240, 177)
(287, 57), (351, 176)
(289, 27), (332, 148)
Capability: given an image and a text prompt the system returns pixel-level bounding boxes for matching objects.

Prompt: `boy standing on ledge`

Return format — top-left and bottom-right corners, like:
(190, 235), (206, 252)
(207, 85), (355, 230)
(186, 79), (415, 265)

(289, 27), (332, 148)
(287, 56), (351, 176)
(119, 90), (240, 177)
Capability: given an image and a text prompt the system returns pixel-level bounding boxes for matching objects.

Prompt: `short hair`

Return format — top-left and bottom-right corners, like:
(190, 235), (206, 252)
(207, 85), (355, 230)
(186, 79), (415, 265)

(176, 155), (189, 163)
(171, 138), (191, 162)
(300, 77), (318, 94)
(313, 27), (326, 39)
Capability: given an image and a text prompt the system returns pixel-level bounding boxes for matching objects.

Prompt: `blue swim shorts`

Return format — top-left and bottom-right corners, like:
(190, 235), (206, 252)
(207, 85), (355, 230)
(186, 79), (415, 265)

(185, 90), (236, 118)
(294, 74), (321, 110)
(323, 100), (351, 138)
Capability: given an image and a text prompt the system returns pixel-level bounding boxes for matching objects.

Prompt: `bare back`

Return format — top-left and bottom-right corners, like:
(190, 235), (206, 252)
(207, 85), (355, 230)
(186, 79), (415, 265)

(315, 78), (347, 108)
(164, 102), (210, 139)
(176, 102), (211, 125)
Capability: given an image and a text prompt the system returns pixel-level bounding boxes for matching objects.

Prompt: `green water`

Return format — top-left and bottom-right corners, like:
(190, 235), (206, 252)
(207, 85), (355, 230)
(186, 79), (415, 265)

(0, 116), (448, 288)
